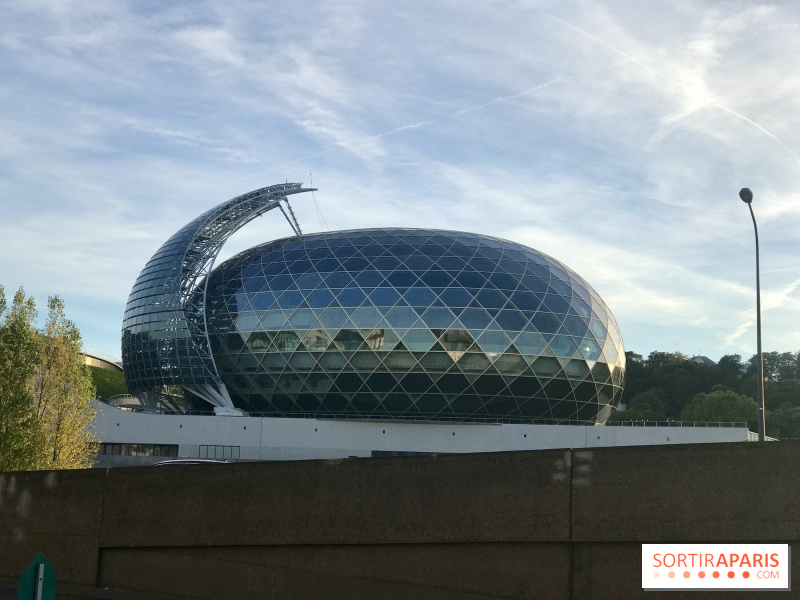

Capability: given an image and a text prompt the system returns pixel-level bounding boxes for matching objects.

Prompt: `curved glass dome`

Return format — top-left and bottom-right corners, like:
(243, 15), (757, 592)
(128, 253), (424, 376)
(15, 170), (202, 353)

(204, 229), (625, 423)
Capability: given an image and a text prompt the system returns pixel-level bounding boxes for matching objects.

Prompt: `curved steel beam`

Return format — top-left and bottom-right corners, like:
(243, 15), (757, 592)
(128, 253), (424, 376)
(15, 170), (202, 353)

(121, 183), (316, 410)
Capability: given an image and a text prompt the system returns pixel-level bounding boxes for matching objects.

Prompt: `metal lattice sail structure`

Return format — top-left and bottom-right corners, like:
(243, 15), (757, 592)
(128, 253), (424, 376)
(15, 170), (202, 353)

(121, 183), (315, 411)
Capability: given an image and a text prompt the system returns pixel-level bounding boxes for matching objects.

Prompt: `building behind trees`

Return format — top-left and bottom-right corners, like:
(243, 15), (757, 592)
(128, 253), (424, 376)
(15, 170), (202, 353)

(0, 285), (97, 471)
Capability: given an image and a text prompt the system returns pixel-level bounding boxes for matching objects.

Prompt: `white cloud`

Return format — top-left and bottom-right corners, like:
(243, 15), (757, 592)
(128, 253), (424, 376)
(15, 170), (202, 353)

(0, 0), (799, 361)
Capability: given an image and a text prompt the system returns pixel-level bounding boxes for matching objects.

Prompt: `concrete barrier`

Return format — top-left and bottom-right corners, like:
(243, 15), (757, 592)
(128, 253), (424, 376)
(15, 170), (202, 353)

(2, 442), (799, 599)
(0, 468), (104, 585)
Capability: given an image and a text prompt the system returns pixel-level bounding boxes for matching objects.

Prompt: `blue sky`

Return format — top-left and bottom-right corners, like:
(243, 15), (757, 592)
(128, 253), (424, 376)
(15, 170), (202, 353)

(1, 1), (798, 363)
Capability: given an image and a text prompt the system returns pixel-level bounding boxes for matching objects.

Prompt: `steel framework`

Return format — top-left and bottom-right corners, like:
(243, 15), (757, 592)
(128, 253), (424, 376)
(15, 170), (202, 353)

(121, 183), (315, 410)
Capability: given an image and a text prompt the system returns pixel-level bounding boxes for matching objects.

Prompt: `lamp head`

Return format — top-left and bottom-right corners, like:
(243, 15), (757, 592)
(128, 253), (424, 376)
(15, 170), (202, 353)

(739, 188), (753, 204)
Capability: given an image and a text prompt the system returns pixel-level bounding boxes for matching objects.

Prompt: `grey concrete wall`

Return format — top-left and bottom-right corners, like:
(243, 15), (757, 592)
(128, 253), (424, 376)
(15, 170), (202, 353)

(0, 468), (105, 584)
(2, 442), (800, 599)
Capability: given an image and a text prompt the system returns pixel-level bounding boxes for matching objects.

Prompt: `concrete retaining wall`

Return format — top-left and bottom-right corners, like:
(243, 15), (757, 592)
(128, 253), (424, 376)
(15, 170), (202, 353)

(92, 401), (750, 464)
(2, 442), (799, 599)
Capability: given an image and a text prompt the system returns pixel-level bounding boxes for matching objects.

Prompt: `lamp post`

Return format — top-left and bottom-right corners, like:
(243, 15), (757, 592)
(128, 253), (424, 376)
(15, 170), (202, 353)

(739, 187), (766, 442)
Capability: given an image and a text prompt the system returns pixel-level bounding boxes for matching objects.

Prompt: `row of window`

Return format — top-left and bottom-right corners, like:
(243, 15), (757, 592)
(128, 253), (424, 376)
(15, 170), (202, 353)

(98, 444), (242, 460)
(99, 443), (178, 457)
(199, 445), (241, 459)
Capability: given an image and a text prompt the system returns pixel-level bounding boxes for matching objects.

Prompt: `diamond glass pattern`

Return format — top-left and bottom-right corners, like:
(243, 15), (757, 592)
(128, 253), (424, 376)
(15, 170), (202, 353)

(204, 229), (625, 423)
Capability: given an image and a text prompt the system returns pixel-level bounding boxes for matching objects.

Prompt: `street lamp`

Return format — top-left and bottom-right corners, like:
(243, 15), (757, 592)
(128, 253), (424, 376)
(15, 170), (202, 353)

(739, 187), (766, 441)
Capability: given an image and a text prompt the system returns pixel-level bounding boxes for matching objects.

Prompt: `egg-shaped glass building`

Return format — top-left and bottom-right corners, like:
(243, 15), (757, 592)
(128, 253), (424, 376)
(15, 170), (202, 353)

(203, 228), (625, 423)
(121, 184), (625, 425)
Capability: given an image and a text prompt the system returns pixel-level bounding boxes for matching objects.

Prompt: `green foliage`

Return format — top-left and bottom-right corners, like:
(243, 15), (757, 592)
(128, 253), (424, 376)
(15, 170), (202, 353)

(611, 388), (667, 422)
(0, 285), (97, 471)
(765, 379), (800, 410)
(746, 351), (799, 382)
(0, 287), (43, 471)
(33, 296), (98, 469)
(89, 366), (129, 399)
(718, 354), (744, 374)
(617, 349), (799, 437)
(646, 351), (687, 369)
(680, 386), (757, 427)
(766, 405), (800, 439)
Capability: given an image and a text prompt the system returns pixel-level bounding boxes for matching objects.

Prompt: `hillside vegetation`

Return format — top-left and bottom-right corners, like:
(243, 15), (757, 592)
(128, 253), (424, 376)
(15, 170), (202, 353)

(614, 350), (800, 438)
(89, 365), (129, 399)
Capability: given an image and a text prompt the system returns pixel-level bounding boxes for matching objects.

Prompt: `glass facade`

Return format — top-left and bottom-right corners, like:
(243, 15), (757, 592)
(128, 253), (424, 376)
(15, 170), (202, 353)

(120, 183), (314, 407)
(204, 228), (625, 424)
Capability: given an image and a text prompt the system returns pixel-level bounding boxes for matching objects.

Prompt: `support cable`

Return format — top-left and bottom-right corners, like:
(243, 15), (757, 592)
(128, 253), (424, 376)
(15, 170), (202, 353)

(310, 172), (330, 231)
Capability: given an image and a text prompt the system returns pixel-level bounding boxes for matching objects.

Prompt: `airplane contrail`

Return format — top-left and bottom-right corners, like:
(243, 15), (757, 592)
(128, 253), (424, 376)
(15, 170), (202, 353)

(549, 14), (800, 168)
(272, 78), (560, 170)
(272, 121), (432, 167)
(456, 79), (562, 115)
(367, 120), (432, 139)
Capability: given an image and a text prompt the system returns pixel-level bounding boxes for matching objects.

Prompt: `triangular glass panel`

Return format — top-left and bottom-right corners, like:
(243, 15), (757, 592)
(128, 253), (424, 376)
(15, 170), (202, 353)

(564, 359), (590, 380)
(602, 342), (619, 366)
(579, 337), (602, 361)
(332, 329), (364, 351)
(427, 371), (445, 383)
(439, 329), (475, 352)
(475, 330), (511, 355)
(447, 351), (467, 363)
(501, 374), (518, 386)
(383, 349), (415, 371)
(529, 356), (561, 377)
(401, 328), (437, 352)
(428, 341), (447, 353)
(457, 352), (491, 374)
(494, 351), (528, 376)
(350, 350), (381, 372)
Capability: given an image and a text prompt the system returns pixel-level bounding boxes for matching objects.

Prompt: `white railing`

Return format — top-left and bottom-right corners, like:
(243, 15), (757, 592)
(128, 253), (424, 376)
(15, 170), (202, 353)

(607, 420), (748, 428)
(82, 347), (122, 365)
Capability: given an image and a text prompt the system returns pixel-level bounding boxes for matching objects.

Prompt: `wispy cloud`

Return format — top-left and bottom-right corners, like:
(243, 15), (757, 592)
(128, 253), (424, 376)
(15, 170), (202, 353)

(1, 1), (799, 360)
(549, 13), (800, 169)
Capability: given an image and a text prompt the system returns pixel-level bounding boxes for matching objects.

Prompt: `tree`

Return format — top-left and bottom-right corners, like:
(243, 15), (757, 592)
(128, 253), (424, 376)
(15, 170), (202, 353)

(0, 286), (97, 471)
(646, 351), (686, 369)
(766, 405), (800, 439)
(761, 379), (800, 411)
(612, 388), (667, 422)
(32, 296), (97, 469)
(718, 354), (744, 374)
(620, 351), (651, 404)
(0, 287), (42, 471)
(625, 351), (644, 365)
(747, 351), (799, 382)
(617, 347), (797, 433)
(680, 386), (757, 427)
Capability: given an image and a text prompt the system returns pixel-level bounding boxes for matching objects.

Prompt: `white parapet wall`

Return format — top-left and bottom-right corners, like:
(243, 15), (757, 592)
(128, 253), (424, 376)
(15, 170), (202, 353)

(91, 401), (752, 467)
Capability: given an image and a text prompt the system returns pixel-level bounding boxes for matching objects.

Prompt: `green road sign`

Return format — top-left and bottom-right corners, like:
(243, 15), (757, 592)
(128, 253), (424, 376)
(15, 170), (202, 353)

(17, 553), (55, 600)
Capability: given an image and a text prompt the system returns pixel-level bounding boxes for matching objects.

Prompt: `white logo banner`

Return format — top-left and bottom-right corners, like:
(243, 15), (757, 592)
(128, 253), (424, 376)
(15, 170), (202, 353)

(642, 544), (790, 591)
